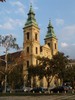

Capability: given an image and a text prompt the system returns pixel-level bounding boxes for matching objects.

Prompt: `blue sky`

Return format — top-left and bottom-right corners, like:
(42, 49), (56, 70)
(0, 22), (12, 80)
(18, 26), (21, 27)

(0, 0), (75, 59)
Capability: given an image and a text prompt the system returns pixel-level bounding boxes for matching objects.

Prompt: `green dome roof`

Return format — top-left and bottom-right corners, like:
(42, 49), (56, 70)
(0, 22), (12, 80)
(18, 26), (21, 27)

(24, 4), (39, 28)
(45, 20), (56, 39)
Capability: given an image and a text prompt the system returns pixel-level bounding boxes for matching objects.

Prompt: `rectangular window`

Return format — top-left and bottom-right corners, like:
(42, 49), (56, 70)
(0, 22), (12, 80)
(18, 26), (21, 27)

(48, 43), (50, 47)
(36, 60), (38, 65)
(40, 46), (42, 52)
(55, 43), (56, 49)
(27, 47), (29, 53)
(36, 47), (38, 54)
(27, 32), (29, 40)
(35, 34), (37, 40)
(27, 61), (29, 67)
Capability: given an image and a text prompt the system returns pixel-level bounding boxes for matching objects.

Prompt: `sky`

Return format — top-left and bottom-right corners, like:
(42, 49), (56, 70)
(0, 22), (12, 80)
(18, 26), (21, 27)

(0, 0), (75, 59)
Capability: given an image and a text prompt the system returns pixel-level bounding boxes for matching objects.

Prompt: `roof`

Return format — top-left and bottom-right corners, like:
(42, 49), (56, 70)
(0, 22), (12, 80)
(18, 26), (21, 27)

(0, 51), (23, 67)
(24, 4), (39, 28)
(45, 20), (57, 39)
(43, 44), (51, 49)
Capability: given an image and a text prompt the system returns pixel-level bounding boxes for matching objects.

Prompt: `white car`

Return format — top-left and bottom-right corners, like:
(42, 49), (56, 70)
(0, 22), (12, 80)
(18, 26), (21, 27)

(24, 87), (32, 92)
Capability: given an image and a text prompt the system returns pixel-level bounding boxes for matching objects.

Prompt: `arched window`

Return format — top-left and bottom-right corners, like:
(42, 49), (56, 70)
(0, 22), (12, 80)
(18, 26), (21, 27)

(27, 32), (29, 40)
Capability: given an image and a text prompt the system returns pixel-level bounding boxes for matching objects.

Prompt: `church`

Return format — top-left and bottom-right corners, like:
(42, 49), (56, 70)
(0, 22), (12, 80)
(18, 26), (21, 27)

(23, 4), (58, 88)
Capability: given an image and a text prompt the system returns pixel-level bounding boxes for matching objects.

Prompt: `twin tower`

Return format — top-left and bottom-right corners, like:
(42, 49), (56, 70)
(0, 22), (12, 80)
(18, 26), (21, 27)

(23, 5), (58, 87)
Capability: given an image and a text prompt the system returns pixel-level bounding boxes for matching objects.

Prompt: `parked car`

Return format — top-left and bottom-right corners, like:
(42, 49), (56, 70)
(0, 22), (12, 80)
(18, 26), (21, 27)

(30, 87), (44, 93)
(50, 86), (64, 93)
(0, 84), (2, 93)
(43, 88), (48, 93)
(14, 88), (24, 92)
(6, 86), (11, 93)
(24, 87), (32, 92)
(0, 87), (2, 92)
(63, 85), (72, 92)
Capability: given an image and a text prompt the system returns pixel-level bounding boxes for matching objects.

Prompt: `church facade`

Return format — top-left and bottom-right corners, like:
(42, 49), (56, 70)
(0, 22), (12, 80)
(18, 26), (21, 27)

(23, 5), (58, 88)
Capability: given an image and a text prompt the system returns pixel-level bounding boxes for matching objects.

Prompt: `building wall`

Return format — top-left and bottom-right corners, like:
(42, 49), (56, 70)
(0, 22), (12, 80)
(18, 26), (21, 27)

(45, 38), (58, 56)
(23, 25), (40, 86)
(40, 44), (52, 59)
(23, 26), (59, 87)
(23, 6), (59, 88)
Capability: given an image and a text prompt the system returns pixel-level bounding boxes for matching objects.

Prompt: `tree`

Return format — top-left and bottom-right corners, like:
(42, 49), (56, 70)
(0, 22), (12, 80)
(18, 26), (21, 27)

(8, 64), (23, 90)
(50, 52), (69, 85)
(0, 34), (19, 93)
(28, 57), (54, 88)
(0, 0), (6, 2)
(0, 51), (24, 91)
(37, 57), (55, 88)
(28, 52), (69, 88)
(64, 64), (75, 88)
(28, 65), (42, 87)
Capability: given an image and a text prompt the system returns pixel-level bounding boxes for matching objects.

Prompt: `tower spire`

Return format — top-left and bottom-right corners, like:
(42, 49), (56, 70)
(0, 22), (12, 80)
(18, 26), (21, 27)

(45, 20), (56, 39)
(48, 19), (53, 28)
(24, 4), (39, 28)
(29, 3), (34, 15)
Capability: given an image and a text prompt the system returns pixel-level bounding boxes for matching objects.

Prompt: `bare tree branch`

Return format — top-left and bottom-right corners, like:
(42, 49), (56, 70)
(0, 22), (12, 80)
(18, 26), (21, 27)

(0, 0), (6, 2)
(0, 70), (5, 75)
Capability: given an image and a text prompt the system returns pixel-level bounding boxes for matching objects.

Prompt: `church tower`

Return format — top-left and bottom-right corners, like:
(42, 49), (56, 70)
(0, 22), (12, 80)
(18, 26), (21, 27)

(44, 20), (58, 56)
(23, 4), (40, 86)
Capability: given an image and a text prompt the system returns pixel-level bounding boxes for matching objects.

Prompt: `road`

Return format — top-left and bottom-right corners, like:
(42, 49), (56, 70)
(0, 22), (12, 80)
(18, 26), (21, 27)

(0, 94), (75, 100)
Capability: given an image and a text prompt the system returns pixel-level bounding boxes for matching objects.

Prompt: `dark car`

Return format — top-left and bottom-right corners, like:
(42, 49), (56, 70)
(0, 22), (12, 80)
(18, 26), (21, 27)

(6, 86), (11, 93)
(14, 88), (24, 93)
(30, 87), (44, 93)
(50, 86), (64, 93)
(0, 87), (2, 92)
(0, 85), (2, 93)
(63, 85), (72, 92)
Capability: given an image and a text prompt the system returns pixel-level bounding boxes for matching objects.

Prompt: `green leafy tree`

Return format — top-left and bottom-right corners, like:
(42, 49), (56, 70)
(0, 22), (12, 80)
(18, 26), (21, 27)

(64, 65), (75, 88)
(8, 64), (23, 90)
(0, 52), (24, 90)
(28, 52), (69, 88)
(37, 57), (54, 88)
(28, 65), (42, 87)
(50, 52), (69, 85)
(28, 57), (54, 88)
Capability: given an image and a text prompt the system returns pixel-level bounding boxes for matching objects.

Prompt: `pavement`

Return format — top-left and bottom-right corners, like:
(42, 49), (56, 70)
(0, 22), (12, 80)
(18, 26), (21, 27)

(0, 94), (75, 100)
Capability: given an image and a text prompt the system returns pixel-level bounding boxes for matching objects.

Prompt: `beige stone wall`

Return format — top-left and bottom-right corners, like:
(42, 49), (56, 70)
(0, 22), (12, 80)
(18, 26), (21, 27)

(45, 37), (58, 56)
(23, 25), (40, 86)
(23, 24), (58, 88)
(40, 44), (52, 59)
